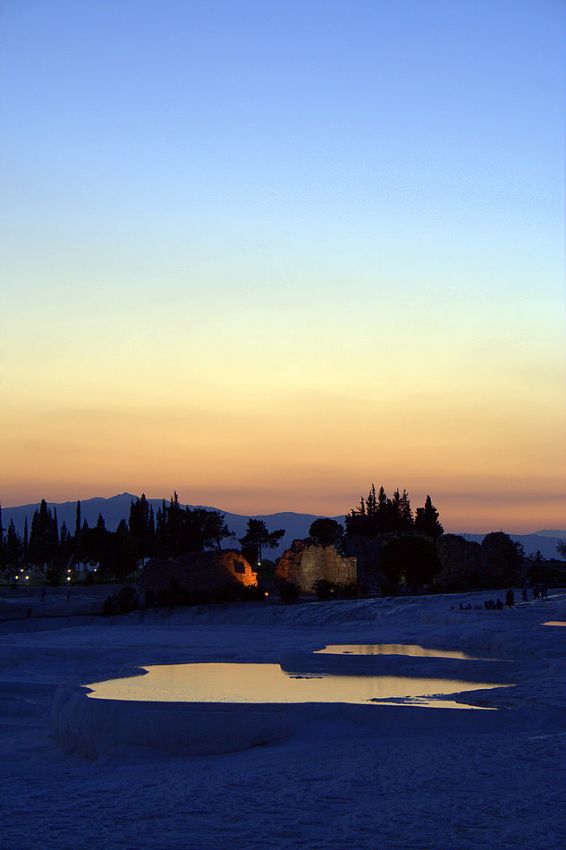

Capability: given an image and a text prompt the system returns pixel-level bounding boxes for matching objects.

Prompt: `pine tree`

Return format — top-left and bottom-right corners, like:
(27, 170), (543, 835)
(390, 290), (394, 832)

(60, 521), (70, 545)
(239, 519), (284, 567)
(366, 484), (378, 519)
(23, 517), (29, 559)
(399, 489), (414, 531)
(129, 494), (154, 562)
(107, 519), (137, 578)
(346, 484), (429, 536)
(88, 514), (108, 565)
(414, 496), (443, 539)
(377, 486), (388, 523)
(52, 508), (59, 544)
(387, 489), (403, 532)
(5, 520), (21, 566)
(75, 501), (81, 539)
(29, 500), (58, 564)
(156, 501), (167, 554)
(166, 492), (183, 555)
(59, 521), (72, 560)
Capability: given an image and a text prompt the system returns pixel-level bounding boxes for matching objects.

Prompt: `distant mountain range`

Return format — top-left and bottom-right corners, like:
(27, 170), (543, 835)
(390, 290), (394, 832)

(2, 493), (565, 560)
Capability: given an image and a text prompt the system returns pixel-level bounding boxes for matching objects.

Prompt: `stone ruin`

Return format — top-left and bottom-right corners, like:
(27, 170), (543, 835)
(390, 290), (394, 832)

(141, 549), (258, 600)
(275, 540), (357, 593)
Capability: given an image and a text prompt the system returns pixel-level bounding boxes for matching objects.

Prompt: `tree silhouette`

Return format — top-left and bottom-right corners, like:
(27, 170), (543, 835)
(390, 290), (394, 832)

(309, 518), (343, 548)
(29, 499), (59, 564)
(75, 501), (81, 538)
(380, 536), (441, 590)
(481, 532), (521, 587)
(414, 496), (443, 539)
(129, 494), (155, 563)
(346, 484), (419, 537)
(239, 519), (285, 567)
(5, 520), (21, 567)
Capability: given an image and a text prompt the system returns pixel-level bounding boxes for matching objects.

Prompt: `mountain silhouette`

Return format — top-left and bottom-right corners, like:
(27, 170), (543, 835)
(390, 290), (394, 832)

(2, 494), (564, 560)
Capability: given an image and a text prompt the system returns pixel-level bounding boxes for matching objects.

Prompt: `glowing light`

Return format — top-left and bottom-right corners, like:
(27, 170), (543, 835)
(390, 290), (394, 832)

(66, 576), (71, 582)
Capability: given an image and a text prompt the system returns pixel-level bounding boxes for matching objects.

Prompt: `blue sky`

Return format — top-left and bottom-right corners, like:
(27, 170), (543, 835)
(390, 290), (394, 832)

(1, 0), (564, 527)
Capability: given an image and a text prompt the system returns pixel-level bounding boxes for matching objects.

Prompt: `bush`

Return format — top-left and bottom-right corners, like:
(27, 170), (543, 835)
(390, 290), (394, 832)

(313, 579), (336, 600)
(278, 580), (300, 604)
(103, 585), (139, 615)
(313, 580), (360, 600)
(339, 582), (360, 599)
(235, 585), (265, 602)
(309, 519), (343, 548)
(143, 580), (265, 609)
(380, 536), (441, 591)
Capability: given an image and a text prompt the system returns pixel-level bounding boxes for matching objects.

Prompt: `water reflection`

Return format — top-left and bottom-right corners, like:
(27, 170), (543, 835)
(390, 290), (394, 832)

(85, 663), (509, 710)
(315, 644), (478, 660)
(543, 621), (566, 627)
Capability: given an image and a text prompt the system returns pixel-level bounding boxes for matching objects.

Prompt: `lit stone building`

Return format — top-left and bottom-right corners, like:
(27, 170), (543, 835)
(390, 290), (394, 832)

(276, 540), (357, 593)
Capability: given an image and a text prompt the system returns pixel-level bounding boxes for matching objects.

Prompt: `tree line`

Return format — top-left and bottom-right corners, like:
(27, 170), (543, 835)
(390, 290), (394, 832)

(2, 486), (562, 592)
(0, 493), (290, 581)
(0, 494), (234, 579)
(345, 484), (443, 538)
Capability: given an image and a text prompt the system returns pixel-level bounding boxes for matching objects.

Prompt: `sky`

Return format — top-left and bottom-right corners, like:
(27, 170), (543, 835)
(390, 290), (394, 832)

(1, 0), (565, 531)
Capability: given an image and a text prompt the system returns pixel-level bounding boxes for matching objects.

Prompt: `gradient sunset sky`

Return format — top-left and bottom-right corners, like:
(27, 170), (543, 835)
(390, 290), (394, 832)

(1, 0), (564, 531)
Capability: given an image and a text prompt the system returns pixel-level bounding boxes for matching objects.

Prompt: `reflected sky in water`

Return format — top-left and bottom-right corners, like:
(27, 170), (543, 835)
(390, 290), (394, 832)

(85, 663), (509, 710)
(543, 621), (566, 627)
(314, 644), (478, 660)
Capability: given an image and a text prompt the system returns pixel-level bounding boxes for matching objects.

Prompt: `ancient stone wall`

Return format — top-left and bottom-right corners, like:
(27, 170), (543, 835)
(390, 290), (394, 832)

(141, 549), (257, 597)
(276, 541), (356, 592)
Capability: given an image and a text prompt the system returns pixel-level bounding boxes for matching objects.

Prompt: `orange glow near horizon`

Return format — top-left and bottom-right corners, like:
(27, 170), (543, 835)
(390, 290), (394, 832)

(2, 380), (565, 531)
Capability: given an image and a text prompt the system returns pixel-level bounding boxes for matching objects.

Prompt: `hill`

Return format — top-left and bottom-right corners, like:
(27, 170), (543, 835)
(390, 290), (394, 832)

(2, 494), (565, 560)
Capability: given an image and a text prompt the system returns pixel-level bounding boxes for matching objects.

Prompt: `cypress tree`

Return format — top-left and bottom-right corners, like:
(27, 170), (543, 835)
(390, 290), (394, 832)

(377, 487), (388, 527)
(52, 507), (59, 545)
(75, 501), (81, 539)
(399, 489), (414, 531)
(155, 499), (168, 555)
(414, 496), (443, 539)
(129, 494), (153, 562)
(60, 521), (70, 544)
(6, 520), (21, 567)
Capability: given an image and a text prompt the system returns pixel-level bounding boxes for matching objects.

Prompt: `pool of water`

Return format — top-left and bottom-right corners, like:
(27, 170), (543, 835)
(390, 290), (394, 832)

(85, 663), (509, 710)
(314, 644), (478, 659)
(543, 621), (566, 627)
